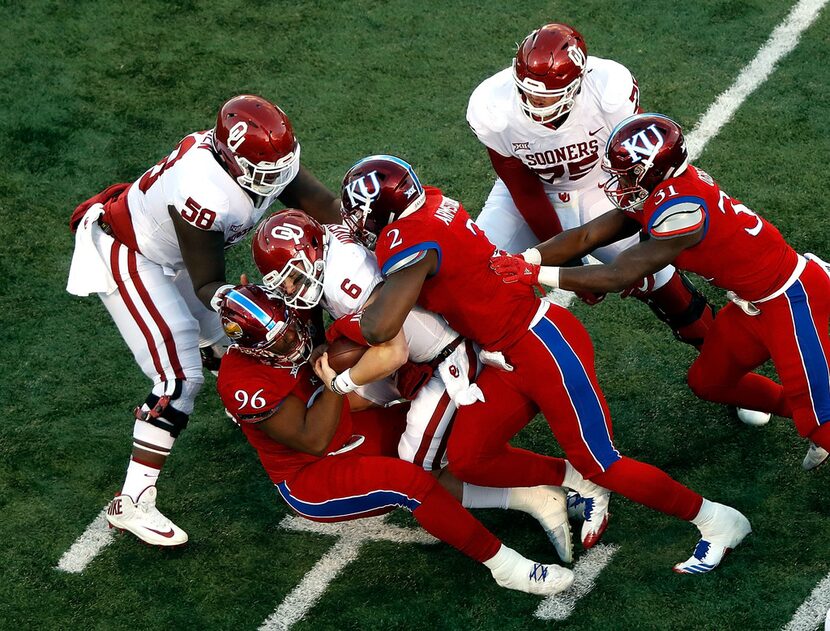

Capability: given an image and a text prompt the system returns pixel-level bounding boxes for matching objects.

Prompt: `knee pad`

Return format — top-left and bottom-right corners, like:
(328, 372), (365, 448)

(643, 273), (714, 348)
(137, 379), (202, 437)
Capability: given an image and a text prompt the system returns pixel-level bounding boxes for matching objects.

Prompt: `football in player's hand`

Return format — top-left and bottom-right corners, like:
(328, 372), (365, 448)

(326, 336), (368, 373)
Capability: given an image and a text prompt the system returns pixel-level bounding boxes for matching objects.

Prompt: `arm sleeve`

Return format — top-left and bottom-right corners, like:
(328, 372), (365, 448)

(488, 148), (563, 241)
(380, 242), (441, 277)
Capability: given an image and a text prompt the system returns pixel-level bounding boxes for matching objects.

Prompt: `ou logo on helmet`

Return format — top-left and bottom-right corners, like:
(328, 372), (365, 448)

(228, 121), (248, 151)
(344, 170), (381, 211)
(271, 222), (305, 245)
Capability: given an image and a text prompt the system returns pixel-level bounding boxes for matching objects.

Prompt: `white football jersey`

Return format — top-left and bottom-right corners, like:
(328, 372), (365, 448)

(467, 56), (639, 193)
(126, 130), (292, 270)
(321, 225), (457, 363)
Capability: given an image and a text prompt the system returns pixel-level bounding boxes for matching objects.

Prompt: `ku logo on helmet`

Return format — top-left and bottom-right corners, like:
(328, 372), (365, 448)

(620, 124), (665, 163)
(223, 320), (244, 340)
(270, 222), (305, 245)
(227, 121), (248, 152)
(344, 171), (382, 211)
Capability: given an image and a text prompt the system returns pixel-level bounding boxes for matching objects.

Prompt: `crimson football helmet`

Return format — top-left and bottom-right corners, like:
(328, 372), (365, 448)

(213, 95), (301, 200)
(513, 23), (588, 125)
(340, 154), (425, 247)
(602, 113), (689, 210)
(252, 209), (328, 309)
(218, 284), (311, 366)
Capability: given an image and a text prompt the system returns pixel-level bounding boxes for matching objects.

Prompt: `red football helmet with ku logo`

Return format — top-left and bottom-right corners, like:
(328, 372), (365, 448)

(213, 95), (301, 200)
(218, 284), (311, 366)
(513, 23), (588, 125)
(252, 209), (328, 309)
(602, 113), (689, 210)
(340, 155), (426, 247)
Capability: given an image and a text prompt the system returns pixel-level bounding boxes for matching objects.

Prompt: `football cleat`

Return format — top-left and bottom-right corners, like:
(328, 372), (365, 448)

(522, 486), (572, 563)
(106, 486), (188, 547)
(488, 545), (574, 596)
(566, 491), (586, 520)
(673, 502), (751, 575)
(566, 479), (610, 548)
(802, 442), (829, 471)
(736, 407), (771, 427)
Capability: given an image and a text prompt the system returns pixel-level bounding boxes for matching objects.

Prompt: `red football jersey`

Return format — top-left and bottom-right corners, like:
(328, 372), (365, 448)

(629, 166), (799, 301)
(374, 186), (540, 350)
(217, 348), (353, 484)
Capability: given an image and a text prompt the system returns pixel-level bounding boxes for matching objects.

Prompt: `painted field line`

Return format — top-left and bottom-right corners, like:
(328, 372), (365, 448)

(686, 0), (828, 161)
(55, 507), (114, 574)
(535, 543), (620, 621)
(783, 572), (830, 631)
(259, 515), (437, 631)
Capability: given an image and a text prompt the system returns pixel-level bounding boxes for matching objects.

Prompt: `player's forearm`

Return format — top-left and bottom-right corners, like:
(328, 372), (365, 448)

(534, 227), (595, 266)
(350, 331), (408, 384)
(301, 389), (345, 456)
(538, 262), (644, 294)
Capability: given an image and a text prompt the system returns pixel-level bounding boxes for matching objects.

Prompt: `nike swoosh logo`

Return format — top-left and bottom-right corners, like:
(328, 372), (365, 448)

(588, 127), (603, 136)
(146, 527), (176, 538)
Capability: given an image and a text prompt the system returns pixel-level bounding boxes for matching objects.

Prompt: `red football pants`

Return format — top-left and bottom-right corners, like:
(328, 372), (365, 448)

(276, 408), (501, 563)
(448, 303), (703, 521)
(688, 260), (830, 448)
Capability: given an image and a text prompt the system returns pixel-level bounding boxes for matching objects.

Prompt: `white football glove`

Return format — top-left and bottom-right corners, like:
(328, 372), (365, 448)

(479, 349), (513, 372)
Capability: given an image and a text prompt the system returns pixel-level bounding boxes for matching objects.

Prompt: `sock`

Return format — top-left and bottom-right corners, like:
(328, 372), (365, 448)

(121, 459), (161, 501)
(690, 498), (715, 527)
(482, 544), (513, 571)
(120, 420), (175, 500)
(462, 483), (510, 509)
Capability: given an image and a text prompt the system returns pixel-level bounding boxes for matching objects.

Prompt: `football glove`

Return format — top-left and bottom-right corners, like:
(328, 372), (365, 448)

(490, 253), (541, 287)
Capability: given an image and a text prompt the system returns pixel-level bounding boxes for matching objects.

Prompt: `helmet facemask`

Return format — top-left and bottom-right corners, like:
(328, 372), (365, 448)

(234, 142), (301, 198)
(262, 252), (326, 309)
(602, 160), (651, 211)
(513, 64), (582, 125)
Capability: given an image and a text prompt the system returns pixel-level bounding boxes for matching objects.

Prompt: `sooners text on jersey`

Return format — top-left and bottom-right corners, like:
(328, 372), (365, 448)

(631, 166), (799, 301)
(467, 57), (639, 191)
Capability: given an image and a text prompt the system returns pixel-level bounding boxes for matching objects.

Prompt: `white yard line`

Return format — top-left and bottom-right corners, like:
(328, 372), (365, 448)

(686, 0), (828, 161)
(783, 572), (830, 631)
(55, 507), (114, 574)
(259, 515), (437, 630)
(534, 544), (620, 621)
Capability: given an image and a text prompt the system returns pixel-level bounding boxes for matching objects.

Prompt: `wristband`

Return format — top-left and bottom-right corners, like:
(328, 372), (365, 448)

(331, 369), (358, 395)
(537, 266), (561, 288)
(521, 247), (542, 265)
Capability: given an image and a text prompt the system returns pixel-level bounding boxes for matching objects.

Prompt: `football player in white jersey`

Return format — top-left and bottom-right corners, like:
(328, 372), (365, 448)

(249, 209), (618, 562)
(467, 23), (719, 349)
(67, 95), (342, 547)
(467, 23), (770, 426)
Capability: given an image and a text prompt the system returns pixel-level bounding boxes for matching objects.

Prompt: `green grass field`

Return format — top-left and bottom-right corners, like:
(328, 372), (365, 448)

(1, 1), (828, 629)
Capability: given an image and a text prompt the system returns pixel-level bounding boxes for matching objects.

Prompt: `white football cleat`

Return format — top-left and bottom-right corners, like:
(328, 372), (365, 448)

(487, 545), (574, 596)
(566, 491), (586, 520)
(673, 502), (751, 575)
(520, 486), (572, 563)
(106, 486), (188, 547)
(566, 480), (610, 548)
(803, 442), (829, 471)
(737, 408), (771, 427)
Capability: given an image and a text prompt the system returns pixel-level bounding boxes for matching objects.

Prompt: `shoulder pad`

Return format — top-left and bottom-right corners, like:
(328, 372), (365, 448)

(585, 57), (637, 115)
(649, 197), (707, 240)
(466, 69), (513, 151)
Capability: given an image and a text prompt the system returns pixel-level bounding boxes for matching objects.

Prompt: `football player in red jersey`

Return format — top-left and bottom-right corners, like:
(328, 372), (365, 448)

(215, 284), (574, 596)
(67, 95), (342, 547)
(333, 154), (751, 574)
(492, 112), (830, 473)
(467, 23), (718, 354)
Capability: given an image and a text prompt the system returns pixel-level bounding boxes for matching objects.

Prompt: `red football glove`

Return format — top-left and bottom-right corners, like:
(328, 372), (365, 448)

(575, 290), (607, 306)
(396, 361), (435, 400)
(621, 274), (658, 299)
(325, 313), (370, 346)
(490, 253), (541, 286)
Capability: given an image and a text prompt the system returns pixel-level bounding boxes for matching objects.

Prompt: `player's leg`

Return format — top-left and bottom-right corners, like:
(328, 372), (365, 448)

(398, 345), (572, 561)
(474, 179), (542, 253)
(763, 265), (830, 464)
(518, 304), (751, 572)
(687, 303), (791, 416)
(174, 269), (231, 375)
(98, 238), (203, 545)
(281, 454), (574, 595)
